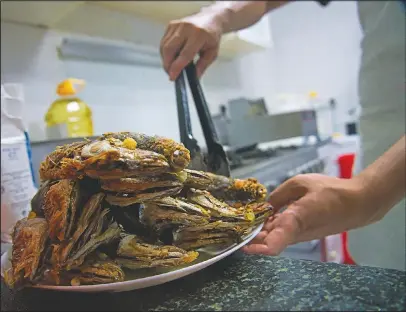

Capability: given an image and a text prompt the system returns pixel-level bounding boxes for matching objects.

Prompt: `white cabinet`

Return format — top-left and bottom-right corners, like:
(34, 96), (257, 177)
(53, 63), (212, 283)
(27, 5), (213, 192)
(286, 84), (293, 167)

(219, 15), (273, 59)
(0, 1), (84, 28)
(238, 15), (273, 49)
(93, 1), (213, 23)
(1, 1), (272, 60)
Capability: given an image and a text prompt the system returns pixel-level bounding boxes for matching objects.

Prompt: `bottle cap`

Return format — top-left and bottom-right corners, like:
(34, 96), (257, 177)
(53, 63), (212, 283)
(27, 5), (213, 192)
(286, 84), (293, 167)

(57, 78), (85, 96)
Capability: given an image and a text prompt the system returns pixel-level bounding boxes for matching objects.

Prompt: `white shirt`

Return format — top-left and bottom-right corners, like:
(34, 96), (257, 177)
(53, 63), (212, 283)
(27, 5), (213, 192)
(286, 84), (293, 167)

(348, 1), (405, 271)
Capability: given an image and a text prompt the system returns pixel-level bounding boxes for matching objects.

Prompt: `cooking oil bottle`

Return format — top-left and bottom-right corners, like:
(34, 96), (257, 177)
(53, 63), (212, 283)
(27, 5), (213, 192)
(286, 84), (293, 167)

(45, 78), (93, 139)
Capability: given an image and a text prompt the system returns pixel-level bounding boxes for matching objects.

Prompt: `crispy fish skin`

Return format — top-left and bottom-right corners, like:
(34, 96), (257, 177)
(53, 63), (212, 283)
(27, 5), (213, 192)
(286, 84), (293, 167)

(102, 175), (184, 206)
(40, 140), (171, 181)
(115, 234), (198, 269)
(184, 169), (230, 190)
(186, 189), (248, 221)
(243, 201), (274, 225)
(141, 203), (210, 232)
(64, 222), (122, 270)
(105, 187), (183, 207)
(83, 144), (171, 179)
(68, 257), (125, 286)
(100, 175), (183, 193)
(184, 169), (267, 204)
(149, 197), (210, 217)
(49, 208), (111, 277)
(30, 180), (57, 218)
(4, 217), (49, 289)
(101, 132), (190, 172)
(57, 193), (105, 266)
(178, 220), (243, 232)
(213, 177), (267, 205)
(172, 221), (244, 250)
(175, 202), (274, 247)
(43, 179), (81, 241)
(48, 197), (110, 278)
(173, 221), (244, 238)
(38, 253), (125, 286)
(39, 141), (88, 181)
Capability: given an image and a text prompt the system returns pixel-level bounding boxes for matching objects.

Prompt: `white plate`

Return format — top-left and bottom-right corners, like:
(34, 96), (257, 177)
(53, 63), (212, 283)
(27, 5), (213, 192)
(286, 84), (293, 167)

(1, 224), (262, 293)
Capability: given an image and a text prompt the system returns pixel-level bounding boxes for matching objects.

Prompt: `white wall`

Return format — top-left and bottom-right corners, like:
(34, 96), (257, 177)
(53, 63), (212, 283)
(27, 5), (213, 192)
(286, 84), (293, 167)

(268, 1), (363, 131)
(1, 20), (245, 146)
(1, 1), (363, 143)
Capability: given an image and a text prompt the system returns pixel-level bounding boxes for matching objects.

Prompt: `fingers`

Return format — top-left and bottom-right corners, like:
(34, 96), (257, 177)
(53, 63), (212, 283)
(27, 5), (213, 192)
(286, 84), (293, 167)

(168, 38), (204, 80)
(243, 207), (303, 256)
(195, 48), (218, 78)
(243, 227), (293, 256)
(268, 175), (308, 210)
(160, 33), (186, 76)
(249, 230), (267, 245)
(160, 21), (219, 80)
(262, 214), (279, 232)
(242, 244), (273, 255)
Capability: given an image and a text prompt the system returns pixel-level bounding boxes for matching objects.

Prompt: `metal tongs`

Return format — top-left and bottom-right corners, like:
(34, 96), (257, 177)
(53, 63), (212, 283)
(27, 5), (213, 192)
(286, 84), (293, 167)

(175, 62), (230, 177)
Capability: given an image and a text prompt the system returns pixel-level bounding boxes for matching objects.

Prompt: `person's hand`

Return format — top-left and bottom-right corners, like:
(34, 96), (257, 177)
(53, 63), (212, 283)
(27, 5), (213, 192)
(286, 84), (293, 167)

(242, 173), (379, 256)
(160, 12), (223, 81)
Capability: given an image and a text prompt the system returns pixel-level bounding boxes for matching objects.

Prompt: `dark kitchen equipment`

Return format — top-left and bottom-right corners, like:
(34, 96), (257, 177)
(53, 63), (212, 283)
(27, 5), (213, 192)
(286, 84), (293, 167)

(175, 63), (230, 177)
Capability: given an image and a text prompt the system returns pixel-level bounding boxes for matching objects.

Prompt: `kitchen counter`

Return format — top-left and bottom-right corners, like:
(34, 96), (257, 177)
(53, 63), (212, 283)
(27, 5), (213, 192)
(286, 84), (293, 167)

(2, 252), (405, 311)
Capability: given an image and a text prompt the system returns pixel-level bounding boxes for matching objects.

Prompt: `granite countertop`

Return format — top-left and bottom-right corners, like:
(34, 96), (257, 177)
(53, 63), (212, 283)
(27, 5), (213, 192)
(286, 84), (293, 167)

(1, 252), (405, 311)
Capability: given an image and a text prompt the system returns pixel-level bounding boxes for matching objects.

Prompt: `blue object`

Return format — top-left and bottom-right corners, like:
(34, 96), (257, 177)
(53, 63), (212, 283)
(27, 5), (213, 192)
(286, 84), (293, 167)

(24, 131), (37, 187)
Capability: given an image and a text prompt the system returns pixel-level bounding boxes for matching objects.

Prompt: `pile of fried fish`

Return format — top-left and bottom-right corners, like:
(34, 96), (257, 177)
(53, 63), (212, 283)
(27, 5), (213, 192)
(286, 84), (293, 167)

(4, 132), (273, 289)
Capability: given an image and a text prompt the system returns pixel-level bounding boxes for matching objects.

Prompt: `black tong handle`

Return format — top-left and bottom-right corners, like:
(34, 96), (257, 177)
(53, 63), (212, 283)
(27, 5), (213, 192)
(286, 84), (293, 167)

(184, 63), (220, 149)
(175, 69), (200, 157)
(175, 62), (230, 176)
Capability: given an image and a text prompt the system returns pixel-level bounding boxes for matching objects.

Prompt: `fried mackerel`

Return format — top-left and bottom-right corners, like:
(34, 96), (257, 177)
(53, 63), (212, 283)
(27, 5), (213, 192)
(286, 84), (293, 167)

(171, 201), (274, 250)
(244, 201), (274, 225)
(115, 234), (198, 270)
(186, 189), (251, 221)
(172, 221), (245, 250)
(184, 169), (267, 204)
(101, 173), (184, 206)
(6, 131), (274, 290)
(54, 193), (105, 265)
(39, 141), (87, 181)
(141, 197), (210, 233)
(32, 252), (125, 287)
(65, 253), (125, 286)
(40, 187), (122, 282)
(101, 132), (190, 172)
(39, 139), (172, 181)
(42, 179), (84, 241)
(4, 217), (49, 289)
(30, 180), (56, 218)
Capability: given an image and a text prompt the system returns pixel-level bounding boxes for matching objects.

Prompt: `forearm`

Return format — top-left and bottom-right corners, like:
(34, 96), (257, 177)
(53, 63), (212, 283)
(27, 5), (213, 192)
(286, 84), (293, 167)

(355, 135), (406, 220)
(199, 1), (288, 34)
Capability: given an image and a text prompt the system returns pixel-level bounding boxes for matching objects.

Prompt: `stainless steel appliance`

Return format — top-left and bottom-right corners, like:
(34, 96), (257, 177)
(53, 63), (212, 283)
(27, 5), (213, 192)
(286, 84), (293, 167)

(212, 97), (322, 150)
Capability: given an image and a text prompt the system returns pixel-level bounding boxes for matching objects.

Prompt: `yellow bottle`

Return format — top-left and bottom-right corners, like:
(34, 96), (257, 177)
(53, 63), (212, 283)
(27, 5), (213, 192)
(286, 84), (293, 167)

(45, 78), (94, 139)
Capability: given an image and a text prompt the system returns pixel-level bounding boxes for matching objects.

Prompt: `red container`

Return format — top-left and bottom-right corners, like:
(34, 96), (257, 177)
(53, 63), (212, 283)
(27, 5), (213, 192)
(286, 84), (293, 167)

(337, 153), (356, 179)
(337, 153), (357, 265)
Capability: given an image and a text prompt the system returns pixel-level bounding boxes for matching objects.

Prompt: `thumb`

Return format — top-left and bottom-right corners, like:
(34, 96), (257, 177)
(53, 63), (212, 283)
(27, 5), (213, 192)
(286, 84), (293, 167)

(269, 177), (308, 211)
